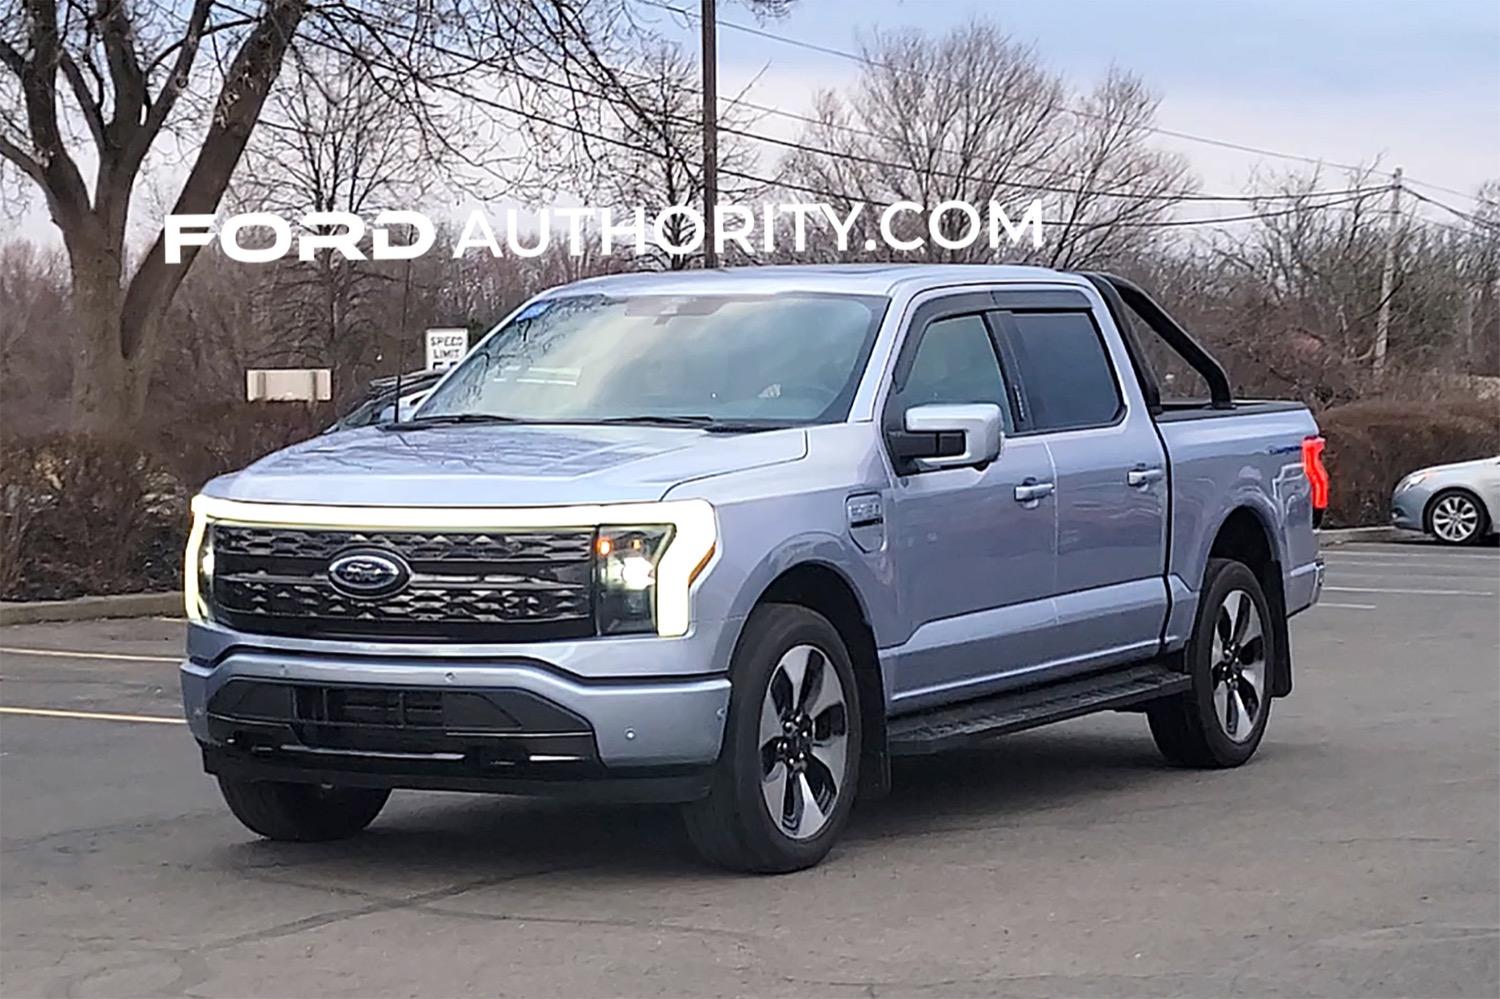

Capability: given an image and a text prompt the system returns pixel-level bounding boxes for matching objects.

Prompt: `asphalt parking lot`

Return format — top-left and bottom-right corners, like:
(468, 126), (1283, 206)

(1, 540), (1496, 998)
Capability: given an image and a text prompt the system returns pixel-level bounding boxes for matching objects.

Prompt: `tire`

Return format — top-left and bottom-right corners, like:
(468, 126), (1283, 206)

(1148, 558), (1275, 768)
(1426, 488), (1489, 546)
(682, 604), (861, 873)
(217, 777), (389, 842)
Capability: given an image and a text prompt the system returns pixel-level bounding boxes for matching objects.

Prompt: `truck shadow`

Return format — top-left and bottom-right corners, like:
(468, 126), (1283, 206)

(854, 724), (1190, 842)
(214, 721), (1213, 879)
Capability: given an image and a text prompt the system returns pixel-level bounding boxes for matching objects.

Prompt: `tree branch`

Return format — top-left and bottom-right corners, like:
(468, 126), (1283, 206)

(136, 0), (214, 151)
(16, 1), (95, 238)
(0, 133), (45, 185)
(120, 0), (309, 359)
(57, 51), (107, 149)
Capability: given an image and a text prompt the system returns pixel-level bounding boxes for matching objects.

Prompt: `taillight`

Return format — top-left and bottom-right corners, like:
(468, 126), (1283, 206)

(1302, 435), (1329, 513)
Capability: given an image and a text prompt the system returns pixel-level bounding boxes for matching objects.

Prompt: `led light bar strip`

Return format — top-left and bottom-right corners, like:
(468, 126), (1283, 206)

(185, 495), (718, 637)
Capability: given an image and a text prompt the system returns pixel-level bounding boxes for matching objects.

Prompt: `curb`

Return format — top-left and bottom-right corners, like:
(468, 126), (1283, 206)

(0, 593), (182, 626)
(1315, 526), (1422, 546)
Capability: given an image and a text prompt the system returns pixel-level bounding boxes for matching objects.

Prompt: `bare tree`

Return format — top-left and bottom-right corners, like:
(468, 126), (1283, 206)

(582, 41), (762, 270)
(0, 239), (71, 435)
(1042, 68), (1193, 268)
(2, 0), (309, 431)
(777, 21), (1192, 266)
(229, 48), (447, 392)
(1454, 181), (1500, 376)
(0, 0), (681, 432)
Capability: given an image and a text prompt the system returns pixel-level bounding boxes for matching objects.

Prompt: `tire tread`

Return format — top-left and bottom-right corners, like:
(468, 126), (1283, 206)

(682, 603), (860, 873)
(1148, 557), (1273, 769)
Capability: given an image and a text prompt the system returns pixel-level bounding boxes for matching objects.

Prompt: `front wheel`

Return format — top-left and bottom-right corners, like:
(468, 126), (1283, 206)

(1148, 558), (1275, 768)
(1427, 489), (1488, 546)
(217, 777), (389, 842)
(682, 604), (861, 873)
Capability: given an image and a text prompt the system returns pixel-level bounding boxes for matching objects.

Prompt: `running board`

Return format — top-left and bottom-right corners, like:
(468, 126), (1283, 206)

(888, 663), (1189, 757)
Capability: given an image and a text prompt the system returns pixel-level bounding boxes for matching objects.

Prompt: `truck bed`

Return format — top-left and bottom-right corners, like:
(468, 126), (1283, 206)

(1155, 401), (1323, 645)
(1154, 399), (1309, 422)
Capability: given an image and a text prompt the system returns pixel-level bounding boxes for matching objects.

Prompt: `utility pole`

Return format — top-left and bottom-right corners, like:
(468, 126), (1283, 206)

(1374, 166), (1402, 375)
(700, 0), (719, 269)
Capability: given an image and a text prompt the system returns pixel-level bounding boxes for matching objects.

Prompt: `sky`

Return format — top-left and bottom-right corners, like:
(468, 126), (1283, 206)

(10, 0), (1499, 242)
(646, 0), (1500, 216)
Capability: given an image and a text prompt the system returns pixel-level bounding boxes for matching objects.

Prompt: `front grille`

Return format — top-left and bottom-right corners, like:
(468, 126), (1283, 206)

(209, 525), (595, 641)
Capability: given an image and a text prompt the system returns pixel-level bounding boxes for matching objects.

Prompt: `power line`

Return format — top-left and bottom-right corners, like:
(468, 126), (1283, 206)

(242, 4), (1456, 237)
(638, 0), (1365, 172)
(1405, 176), (1500, 211)
(1405, 188), (1500, 233)
(640, 0), (1493, 209)
(282, 0), (1400, 211)
(309, 1), (1385, 208)
(606, 58), (1373, 205)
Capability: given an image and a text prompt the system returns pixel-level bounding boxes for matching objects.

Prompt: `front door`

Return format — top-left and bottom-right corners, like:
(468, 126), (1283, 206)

(882, 300), (1060, 711)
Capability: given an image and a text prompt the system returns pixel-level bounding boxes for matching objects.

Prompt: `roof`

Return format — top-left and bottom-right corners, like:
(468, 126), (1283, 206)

(560, 263), (1087, 298)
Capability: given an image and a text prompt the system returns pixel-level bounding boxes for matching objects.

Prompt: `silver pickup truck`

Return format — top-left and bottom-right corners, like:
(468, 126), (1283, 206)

(182, 264), (1328, 872)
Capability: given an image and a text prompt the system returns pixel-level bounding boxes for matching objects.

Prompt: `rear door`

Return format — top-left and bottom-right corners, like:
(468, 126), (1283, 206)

(991, 301), (1170, 670)
(882, 293), (1059, 710)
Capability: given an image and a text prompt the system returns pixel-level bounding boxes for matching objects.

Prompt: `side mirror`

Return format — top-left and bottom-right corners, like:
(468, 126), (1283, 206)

(890, 403), (1003, 473)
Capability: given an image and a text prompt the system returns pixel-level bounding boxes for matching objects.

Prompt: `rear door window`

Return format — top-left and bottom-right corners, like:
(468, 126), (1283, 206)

(1000, 312), (1123, 431)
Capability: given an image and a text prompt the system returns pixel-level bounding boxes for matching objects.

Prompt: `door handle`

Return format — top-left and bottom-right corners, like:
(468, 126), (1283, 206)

(1128, 466), (1165, 487)
(1014, 480), (1055, 503)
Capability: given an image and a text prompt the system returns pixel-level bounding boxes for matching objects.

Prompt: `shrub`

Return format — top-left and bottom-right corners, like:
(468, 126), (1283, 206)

(148, 401), (337, 492)
(1, 406), (333, 601)
(1320, 398), (1500, 528)
(0, 434), (178, 600)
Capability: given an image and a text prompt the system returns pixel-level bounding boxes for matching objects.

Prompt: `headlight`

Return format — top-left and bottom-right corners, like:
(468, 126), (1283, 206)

(1399, 472), (1428, 491)
(184, 500), (213, 623)
(594, 525), (673, 635)
(199, 528), (215, 601)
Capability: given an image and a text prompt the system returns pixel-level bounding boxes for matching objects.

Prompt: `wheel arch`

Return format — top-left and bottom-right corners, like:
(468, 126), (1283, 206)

(1423, 485), (1491, 540)
(1206, 505), (1293, 697)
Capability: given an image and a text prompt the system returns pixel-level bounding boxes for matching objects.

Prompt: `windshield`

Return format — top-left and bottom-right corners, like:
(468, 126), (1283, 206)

(416, 292), (888, 426)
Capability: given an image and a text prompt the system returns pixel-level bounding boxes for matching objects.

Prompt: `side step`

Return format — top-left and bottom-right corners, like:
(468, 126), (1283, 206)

(888, 663), (1190, 757)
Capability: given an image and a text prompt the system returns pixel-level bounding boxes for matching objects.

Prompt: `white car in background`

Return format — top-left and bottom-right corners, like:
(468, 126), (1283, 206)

(1391, 457), (1500, 545)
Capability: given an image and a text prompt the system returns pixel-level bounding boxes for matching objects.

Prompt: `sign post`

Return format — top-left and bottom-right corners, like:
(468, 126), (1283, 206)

(424, 328), (470, 371)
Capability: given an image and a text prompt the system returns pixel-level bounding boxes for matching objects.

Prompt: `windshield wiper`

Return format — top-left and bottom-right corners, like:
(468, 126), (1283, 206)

(592, 415), (791, 433)
(592, 414), (716, 427)
(381, 413), (793, 434)
(378, 413), (528, 432)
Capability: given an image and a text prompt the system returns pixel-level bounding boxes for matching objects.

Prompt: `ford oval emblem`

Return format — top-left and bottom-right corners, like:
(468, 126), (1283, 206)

(327, 549), (410, 599)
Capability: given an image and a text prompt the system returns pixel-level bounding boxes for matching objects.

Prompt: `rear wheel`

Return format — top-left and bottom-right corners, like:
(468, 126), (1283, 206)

(682, 604), (860, 873)
(1148, 558), (1274, 768)
(218, 777), (389, 842)
(1426, 489), (1488, 546)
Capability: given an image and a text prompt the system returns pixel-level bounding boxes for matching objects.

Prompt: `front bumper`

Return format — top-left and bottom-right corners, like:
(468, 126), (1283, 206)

(1390, 488), (1426, 531)
(181, 630), (731, 796)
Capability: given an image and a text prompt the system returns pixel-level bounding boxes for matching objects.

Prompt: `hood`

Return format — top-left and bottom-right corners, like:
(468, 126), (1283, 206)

(1414, 456), (1499, 477)
(203, 424), (808, 506)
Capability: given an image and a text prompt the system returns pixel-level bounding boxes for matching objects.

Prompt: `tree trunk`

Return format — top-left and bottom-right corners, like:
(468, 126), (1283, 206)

(67, 253), (133, 433)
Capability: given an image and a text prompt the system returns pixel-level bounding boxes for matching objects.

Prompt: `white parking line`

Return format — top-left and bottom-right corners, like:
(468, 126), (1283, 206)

(0, 646), (178, 664)
(1329, 571), (1500, 582)
(1325, 549), (1499, 561)
(1324, 585), (1497, 597)
(0, 705), (185, 725)
(1322, 566), (1500, 580)
(1315, 602), (1378, 610)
